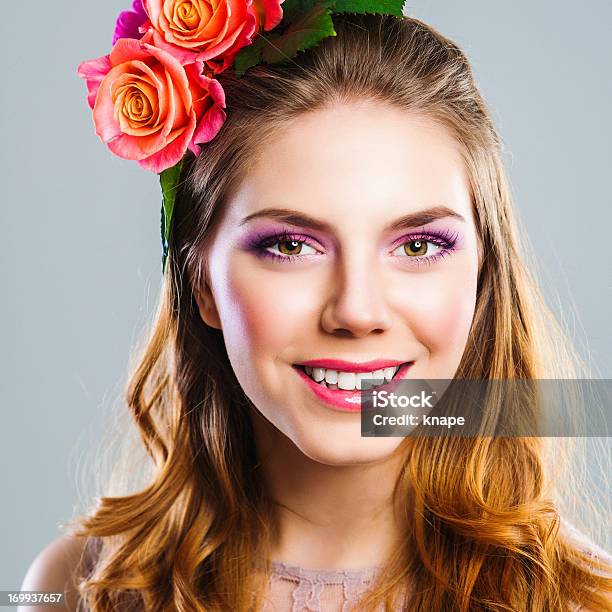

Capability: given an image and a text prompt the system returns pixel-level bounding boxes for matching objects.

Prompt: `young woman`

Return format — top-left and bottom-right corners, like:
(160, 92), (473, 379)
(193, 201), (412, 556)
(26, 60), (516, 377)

(22, 12), (612, 612)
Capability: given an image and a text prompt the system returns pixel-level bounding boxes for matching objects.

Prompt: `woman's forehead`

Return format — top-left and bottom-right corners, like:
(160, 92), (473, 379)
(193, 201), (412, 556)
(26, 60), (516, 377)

(223, 103), (473, 231)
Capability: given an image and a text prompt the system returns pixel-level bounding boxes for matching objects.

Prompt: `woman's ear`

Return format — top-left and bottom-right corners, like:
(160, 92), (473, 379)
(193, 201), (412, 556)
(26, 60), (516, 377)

(194, 281), (222, 330)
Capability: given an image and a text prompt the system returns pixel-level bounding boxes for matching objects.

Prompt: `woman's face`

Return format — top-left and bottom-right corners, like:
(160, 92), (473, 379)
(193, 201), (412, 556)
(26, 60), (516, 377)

(195, 101), (481, 465)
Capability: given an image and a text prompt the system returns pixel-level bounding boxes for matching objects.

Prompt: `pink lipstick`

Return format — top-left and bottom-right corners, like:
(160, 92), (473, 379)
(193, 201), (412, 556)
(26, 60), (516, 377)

(296, 358), (407, 373)
(293, 360), (414, 412)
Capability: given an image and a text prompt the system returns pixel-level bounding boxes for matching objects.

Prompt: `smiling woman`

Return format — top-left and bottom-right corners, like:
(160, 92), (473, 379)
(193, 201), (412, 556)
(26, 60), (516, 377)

(22, 10), (612, 612)
(194, 105), (480, 465)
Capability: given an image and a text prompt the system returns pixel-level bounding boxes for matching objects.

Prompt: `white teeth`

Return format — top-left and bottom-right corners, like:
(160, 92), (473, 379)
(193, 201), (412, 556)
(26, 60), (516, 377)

(337, 372), (356, 390)
(324, 369), (338, 384)
(355, 373), (368, 390)
(383, 366), (398, 380)
(355, 372), (376, 391)
(312, 368), (325, 382)
(301, 364), (403, 389)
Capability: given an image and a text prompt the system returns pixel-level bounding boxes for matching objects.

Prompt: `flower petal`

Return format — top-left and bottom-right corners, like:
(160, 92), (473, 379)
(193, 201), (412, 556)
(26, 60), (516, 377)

(262, 0), (284, 31)
(138, 113), (197, 172)
(113, 0), (149, 44)
(77, 55), (113, 109)
(92, 64), (138, 142)
(189, 104), (226, 154)
(251, 0), (284, 31)
(109, 37), (151, 65)
(107, 131), (166, 160)
(142, 0), (162, 27)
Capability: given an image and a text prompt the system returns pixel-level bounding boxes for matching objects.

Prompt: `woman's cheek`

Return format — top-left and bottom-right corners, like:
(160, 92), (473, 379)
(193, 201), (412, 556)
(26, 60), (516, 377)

(217, 256), (318, 369)
(393, 262), (477, 374)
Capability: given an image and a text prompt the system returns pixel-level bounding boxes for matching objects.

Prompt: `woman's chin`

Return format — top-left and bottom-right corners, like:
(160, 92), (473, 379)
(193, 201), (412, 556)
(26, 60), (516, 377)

(294, 433), (406, 467)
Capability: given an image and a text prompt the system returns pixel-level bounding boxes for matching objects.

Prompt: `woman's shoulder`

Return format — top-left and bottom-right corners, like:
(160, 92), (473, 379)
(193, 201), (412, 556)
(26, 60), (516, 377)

(19, 533), (90, 612)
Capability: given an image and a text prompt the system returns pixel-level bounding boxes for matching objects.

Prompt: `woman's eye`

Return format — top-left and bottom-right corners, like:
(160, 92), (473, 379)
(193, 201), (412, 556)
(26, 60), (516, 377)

(267, 239), (318, 257)
(391, 239), (442, 258)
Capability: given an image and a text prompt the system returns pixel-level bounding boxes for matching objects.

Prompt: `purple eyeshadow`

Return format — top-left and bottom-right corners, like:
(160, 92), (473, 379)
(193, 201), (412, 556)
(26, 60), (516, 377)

(243, 226), (320, 252)
(390, 226), (461, 251)
(241, 224), (325, 260)
(240, 222), (462, 266)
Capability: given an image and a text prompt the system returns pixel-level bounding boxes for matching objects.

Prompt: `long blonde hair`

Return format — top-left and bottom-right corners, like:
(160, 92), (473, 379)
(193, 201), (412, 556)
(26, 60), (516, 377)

(71, 13), (612, 611)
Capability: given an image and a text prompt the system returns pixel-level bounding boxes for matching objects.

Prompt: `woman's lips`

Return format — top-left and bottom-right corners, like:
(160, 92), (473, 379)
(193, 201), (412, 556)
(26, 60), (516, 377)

(296, 358), (407, 372)
(292, 361), (414, 413)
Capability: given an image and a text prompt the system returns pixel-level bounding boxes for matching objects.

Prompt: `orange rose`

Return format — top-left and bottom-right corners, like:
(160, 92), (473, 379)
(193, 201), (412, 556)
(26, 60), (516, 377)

(143, 0), (284, 73)
(78, 38), (226, 173)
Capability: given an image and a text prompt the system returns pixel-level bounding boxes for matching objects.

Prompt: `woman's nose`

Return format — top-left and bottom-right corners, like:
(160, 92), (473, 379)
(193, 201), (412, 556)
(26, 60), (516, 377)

(320, 256), (393, 337)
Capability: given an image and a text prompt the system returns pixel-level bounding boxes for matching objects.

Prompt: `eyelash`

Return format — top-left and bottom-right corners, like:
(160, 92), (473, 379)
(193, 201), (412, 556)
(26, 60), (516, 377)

(389, 228), (459, 267)
(251, 226), (459, 266)
(250, 228), (321, 264)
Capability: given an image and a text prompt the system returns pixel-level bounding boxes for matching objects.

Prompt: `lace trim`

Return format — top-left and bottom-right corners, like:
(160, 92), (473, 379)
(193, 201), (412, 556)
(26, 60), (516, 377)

(269, 560), (382, 612)
(270, 560), (381, 583)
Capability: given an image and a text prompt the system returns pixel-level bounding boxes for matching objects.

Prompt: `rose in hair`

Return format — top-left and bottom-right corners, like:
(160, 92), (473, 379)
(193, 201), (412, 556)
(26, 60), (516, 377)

(141, 0), (284, 73)
(77, 38), (226, 173)
(112, 0), (149, 44)
(250, 0), (285, 32)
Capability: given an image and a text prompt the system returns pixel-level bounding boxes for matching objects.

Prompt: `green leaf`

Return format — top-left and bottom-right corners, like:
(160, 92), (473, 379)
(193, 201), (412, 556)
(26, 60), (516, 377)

(159, 160), (183, 274)
(278, 0), (334, 27)
(233, 36), (267, 77)
(332, 0), (405, 17)
(234, 0), (403, 76)
(261, 4), (336, 65)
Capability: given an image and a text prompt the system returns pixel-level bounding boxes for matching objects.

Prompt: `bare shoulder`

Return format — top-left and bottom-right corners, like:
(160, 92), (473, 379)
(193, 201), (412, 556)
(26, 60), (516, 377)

(19, 533), (88, 612)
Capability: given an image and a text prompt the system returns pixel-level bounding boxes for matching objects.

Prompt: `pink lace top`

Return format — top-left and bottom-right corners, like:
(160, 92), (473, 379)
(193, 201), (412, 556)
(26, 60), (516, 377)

(78, 520), (610, 611)
(261, 559), (386, 612)
(78, 538), (396, 611)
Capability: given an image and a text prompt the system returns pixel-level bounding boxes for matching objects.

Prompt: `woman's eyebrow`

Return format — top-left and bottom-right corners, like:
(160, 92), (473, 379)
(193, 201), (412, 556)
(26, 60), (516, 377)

(389, 206), (466, 230)
(239, 208), (333, 231)
(239, 205), (465, 231)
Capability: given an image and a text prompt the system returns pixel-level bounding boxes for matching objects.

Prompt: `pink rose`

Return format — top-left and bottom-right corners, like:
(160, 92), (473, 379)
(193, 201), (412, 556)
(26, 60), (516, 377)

(142, 0), (284, 74)
(112, 0), (149, 44)
(77, 38), (226, 173)
(251, 0), (285, 32)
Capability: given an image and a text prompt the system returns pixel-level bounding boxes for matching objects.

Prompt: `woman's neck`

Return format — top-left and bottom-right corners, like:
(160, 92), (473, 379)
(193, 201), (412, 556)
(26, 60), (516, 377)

(251, 408), (406, 570)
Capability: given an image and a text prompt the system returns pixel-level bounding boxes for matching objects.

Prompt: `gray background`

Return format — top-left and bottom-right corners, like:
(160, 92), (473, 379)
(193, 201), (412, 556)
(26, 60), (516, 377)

(1, 0), (610, 590)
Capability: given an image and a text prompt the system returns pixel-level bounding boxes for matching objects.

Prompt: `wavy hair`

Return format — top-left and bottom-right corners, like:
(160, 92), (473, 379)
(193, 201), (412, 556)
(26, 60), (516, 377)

(70, 13), (612, 611)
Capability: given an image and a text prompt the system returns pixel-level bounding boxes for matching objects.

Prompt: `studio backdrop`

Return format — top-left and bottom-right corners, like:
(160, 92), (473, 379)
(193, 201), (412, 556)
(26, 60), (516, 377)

(1, 0), (610, 593)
